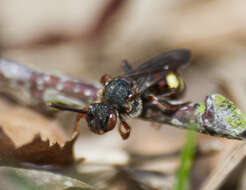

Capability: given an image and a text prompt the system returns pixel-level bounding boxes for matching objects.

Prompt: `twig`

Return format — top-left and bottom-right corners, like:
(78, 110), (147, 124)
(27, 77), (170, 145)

(1, 59), (246, 140)
(0, 58), (101, 108)
(141, 94), (246, 140)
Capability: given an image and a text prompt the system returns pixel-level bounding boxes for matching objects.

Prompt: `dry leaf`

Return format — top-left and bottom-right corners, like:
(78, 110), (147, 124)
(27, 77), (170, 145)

(0, 97), (81, 167)
(0, 127), (79, 166)
(0, 99), (67, 147)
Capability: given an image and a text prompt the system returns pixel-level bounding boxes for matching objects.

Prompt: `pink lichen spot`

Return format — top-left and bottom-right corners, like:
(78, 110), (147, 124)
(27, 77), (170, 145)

(45, 76), (60, 87)
(62, 81), (75, 91)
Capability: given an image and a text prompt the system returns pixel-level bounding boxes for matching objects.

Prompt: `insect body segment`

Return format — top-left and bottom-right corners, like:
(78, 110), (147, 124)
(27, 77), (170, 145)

(103, 78), (143, 118)
(166, 72), (179, 89)
(148, 72), (185, 98)
(49, 49), (191, 140)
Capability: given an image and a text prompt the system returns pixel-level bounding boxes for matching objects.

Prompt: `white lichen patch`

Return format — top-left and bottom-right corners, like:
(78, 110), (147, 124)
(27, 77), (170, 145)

(171, 118), (183, 126)
(198, 94), (246, 139)
(64, 180), (73, 187)
(43, 75), (51, 82)
(37, 77), (45, 86)
(73, 84), (81, 93)
(56, 83), (64, 91)
(0, 59), (31, 80)
(84, 89), (92, 96)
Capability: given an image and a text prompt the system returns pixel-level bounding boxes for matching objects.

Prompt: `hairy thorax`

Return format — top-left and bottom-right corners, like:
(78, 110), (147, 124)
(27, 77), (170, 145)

(103, 78), (142, 118)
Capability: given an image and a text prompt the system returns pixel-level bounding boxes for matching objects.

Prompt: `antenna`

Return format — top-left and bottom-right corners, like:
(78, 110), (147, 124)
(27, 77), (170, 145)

(48, 103), (87, 114)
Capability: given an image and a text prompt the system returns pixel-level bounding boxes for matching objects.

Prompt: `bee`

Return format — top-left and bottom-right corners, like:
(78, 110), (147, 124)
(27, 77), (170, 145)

(50, 49), (191, 140)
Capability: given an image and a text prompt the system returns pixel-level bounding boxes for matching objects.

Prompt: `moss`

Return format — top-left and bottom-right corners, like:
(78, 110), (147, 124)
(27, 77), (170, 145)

(214, 95), (246, 129)
(225, 115), (246, 129)
(196, 103), (206, 115)
(214, 95), (236, 110)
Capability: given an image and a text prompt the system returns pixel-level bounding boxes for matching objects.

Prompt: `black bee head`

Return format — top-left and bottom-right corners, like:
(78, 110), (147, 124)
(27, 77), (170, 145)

(86, 103), (117, 135)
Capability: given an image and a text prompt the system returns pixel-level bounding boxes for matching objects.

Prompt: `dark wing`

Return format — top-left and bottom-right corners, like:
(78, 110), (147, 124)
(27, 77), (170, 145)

(120, 49), (191, 92)
(122, 49), (191, 78)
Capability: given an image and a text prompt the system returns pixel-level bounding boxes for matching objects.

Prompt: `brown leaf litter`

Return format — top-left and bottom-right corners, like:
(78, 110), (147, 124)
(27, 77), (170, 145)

(0, 99), (80, 167)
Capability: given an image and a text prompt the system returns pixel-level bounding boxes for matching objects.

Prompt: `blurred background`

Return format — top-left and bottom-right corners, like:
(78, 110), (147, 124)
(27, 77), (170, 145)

(1, 0), (246, 189)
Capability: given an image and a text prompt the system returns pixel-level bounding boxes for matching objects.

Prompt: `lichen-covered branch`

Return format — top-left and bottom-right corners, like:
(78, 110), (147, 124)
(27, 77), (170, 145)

(0, 59), (245, 140)
(0, 59), (101, 108)
(141, 94), (246, 140)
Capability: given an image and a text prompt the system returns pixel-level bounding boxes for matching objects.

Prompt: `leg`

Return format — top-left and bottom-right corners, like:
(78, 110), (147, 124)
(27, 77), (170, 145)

(48, 103), (87, 132)
(100, 74), (112, 85)
(121, 60), (132, 74)
(146, 94), (190, 113)
(74, 113), (84, 132)
(159, 99), (191, 112)
(118, 116), (131, 140)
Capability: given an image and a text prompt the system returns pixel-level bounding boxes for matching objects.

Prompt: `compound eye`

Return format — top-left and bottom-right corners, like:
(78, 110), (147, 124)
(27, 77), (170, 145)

(105, 110), (117, 132)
